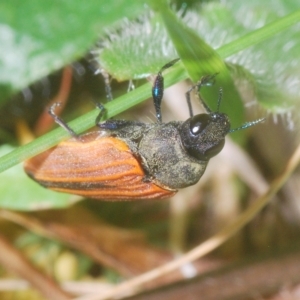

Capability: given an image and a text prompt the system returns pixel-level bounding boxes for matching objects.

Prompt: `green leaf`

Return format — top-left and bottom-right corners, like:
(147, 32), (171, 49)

(0, 0), (145, 103)
(157, 5), (245, 132)
(97, 14), (178, 80)
(0, 145), (80, 210)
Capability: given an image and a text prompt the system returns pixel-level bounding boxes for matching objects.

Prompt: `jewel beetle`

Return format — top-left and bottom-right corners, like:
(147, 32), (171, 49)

(24, 59), (264, 200)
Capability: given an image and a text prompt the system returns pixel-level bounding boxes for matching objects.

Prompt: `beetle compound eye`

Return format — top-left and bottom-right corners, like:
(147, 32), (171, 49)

(190, 114), (210, 136)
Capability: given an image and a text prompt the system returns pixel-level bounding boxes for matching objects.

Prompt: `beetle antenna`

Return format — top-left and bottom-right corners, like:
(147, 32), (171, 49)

(48, 103), (78, 139)
(152, 58), (180, 123)
(229, 118), (266, 133)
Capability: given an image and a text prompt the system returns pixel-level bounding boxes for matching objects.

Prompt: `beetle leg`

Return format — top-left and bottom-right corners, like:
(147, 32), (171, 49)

(217, 87), (223, 113)
(185, 85), (196, 117)
(152, 58), (180, 123)
(185, 73), (219, 116)
(101, 69), (113, 102)
(93, 65), (113, 102)
(92, 67), (111, 125)
(95, 102), (108, 125)
(152, 71), (164, 123)
(48, 103), (78, 139)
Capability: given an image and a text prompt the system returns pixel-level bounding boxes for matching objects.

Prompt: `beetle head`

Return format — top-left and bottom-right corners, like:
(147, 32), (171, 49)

(180, 112), (230, 161)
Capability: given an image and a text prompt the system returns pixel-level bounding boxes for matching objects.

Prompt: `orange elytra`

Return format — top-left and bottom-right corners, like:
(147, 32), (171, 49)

(25, 132), (175, 200)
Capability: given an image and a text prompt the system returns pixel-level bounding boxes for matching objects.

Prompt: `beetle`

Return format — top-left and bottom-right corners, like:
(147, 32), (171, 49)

(24, 59), (264, 200)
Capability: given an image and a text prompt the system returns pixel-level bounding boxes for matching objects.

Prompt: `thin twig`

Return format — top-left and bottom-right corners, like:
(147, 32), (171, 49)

(124, 251), (300, 300)
(0, 232), (72, 300)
